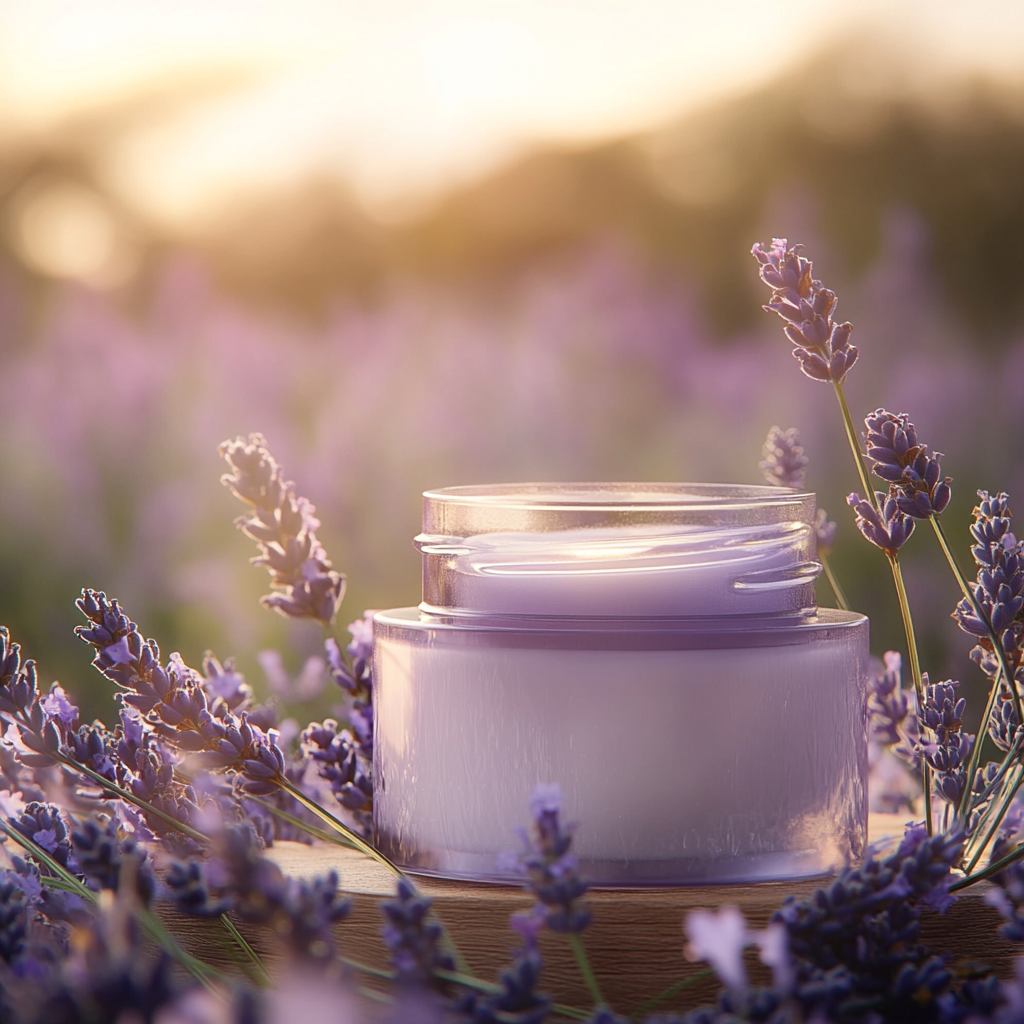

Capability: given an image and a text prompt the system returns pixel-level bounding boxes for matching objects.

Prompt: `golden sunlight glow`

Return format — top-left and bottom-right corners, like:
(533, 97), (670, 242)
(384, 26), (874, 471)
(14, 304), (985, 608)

(2, 1), (1024, 227)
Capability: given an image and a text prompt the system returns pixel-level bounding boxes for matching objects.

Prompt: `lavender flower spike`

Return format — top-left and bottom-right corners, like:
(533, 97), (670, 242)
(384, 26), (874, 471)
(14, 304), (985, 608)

(752, 238), (859, 384)
(865, 409), (952, 518)
(760, 426), (809, 489)
(847, 491), (915, 557)
(504, 783), (591, 934)
(219, 433), (345, 627)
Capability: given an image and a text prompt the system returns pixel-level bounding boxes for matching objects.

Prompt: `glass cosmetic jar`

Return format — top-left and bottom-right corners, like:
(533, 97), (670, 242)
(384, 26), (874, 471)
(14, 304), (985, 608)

(373, 483), (869, 885)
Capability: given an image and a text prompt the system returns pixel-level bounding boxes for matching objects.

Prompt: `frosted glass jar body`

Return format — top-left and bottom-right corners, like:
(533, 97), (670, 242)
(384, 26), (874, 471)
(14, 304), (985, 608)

(373, 608), (868, 885)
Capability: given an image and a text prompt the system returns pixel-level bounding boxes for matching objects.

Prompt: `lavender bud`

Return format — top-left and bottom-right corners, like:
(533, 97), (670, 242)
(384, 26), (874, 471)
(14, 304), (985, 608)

(847, 492), (915, 557)
(760, 426), (809, 490)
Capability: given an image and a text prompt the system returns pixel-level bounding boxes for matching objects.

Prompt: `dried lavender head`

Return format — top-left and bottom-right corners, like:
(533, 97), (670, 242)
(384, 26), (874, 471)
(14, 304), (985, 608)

(954, 493), (1024, 674)
(504, 784), (591, 934)
(814, 509), (837, 553)
(70, 816), (155, 905)
(381, 877), (455, 987)
(219, 433), (345, 627)
(847, 492), (915, 557)
(864, 410), (951, 518)
(9, 802), (75, 873)
(299, 719), (372, 837)
(76, 590), (289, 800)
(759, 426), (808, 490)
(752, 239), (858, 384)
(868, 652), (920, 767)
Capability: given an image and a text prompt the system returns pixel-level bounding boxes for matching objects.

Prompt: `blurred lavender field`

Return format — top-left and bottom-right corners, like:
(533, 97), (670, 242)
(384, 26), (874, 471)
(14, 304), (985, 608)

(4, 48), (1024, 721)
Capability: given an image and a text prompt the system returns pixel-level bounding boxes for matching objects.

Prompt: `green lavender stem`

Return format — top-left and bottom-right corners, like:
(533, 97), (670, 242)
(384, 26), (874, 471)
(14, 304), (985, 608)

(633, 969), (714, 1018)
(246, 794), (359, 849)
(220, 913), (273, 987)
(964, 764), (1024, 875)
(55, 753), (210, 846)
(820, 550), (851, 611)
(276, 775), (471, 977)
(568, 931), (605, 1009)
(831, 380), (933, 829)
(951, 834), (1024, 891)
(888, 554), (933, 834)
(832, 381), (877, 511)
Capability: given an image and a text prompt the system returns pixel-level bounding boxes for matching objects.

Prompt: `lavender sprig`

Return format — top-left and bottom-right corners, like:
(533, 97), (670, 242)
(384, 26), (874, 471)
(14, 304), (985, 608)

(758, 426), (848, 609)
(166, 824), (350, 965)
(219, 433), (345, 627)
(503, 785), (602, 1010)
(759, 426), (808, 490)
(381, 877), (456, 988)
(864, 409), (951, 519)
(76, 589), (289, 803)
(299, 719), (372, 838)
(752, 239), (859, 385)
(919, 677), (974, 818)
(846, 492), (915, 557)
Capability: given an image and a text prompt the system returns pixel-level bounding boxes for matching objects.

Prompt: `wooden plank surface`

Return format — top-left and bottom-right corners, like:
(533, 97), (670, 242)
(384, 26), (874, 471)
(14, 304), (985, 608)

(159, 813), (1019, 1017)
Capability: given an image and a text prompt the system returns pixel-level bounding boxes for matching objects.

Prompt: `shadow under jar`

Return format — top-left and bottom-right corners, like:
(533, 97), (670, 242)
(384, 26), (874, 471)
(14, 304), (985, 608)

(373, 483), (869, 886)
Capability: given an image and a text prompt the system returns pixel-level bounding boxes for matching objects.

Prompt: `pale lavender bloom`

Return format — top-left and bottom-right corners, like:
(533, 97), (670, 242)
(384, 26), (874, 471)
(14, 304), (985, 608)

(40, 685), (78, 725)
(752, 921), (794, 996)
(219, 433), (346, 627)
(847, 491), (915, 556)
(815, 508), (838, 551)
(684, 904), (749, 991)
(760, 426), (809, 489)
(865, 409), (952, 518)
(752, 238), (859, 384)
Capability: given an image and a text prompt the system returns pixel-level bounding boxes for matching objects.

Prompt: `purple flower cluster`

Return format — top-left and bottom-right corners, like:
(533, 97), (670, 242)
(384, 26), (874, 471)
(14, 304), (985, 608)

(75, 589), (288, 802)
(326, 613), (375, 760)
(752, 238), (859, 384)
(868, 652), (919, 760)
(166, 823), (350, 964)
(846, 491), (915, 557)
(865, 409), (952, 518)
(219, 433), (346, 626)
(503, 785), (591, 935)
(919, 677), (974, 807)
(953, 492), (1024, 750)
(299, 719), (372, 837)
(381, 877), (455, 987)
(758, 425), (838, 555)
(759, 426), (808, 490)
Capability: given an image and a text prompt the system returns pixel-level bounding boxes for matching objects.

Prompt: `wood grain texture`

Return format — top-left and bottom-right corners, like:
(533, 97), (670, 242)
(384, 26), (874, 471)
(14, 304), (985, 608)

(159, 813), (1020, 1017)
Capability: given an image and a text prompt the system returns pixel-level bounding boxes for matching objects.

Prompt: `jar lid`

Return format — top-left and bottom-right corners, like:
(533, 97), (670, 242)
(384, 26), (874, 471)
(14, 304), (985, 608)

(415, 483), (820, 619)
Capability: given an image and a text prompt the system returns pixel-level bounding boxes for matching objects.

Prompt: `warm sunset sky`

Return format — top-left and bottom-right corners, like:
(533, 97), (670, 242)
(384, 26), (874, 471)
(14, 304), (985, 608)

(1, 1), (1022, 225)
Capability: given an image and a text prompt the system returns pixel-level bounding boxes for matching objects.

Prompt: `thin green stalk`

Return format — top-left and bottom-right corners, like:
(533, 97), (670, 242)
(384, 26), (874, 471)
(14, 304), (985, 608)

(931, 515), (1024, 728)
(951, 835), (1024, 891)
(342, 956), (398, 982)
(247, 795), (359, 849)
(966, 732), (1023, 814)
(568, 931), (605, 1009)
(220, 913), (273, 987)
(820, 551), (851, 611)
(832, 381), (877, 509)
(276, 775), (471, 977)
(959, 681), (1010, 820)
(964, 765), (1024, 875)
(57, 753), (209, 846)
(276, 776), (399, 875)
(888, 554), (933, 834)
(632, 969), (714, 1019)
